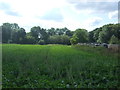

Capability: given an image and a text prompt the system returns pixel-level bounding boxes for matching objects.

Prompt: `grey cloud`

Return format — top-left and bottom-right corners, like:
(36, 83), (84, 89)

(0, 2), (20, 16)
(41, 8), (63, 22)
(67, 1), (118, 13)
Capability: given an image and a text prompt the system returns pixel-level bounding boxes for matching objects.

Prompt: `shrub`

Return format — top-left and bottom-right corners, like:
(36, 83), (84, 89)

(48, 35), (70, 45)
(38, 40), (45, 45)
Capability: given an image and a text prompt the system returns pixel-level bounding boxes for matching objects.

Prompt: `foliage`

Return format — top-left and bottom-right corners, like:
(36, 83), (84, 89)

(38, 40), (45, 45)
(65, 30), (73, 37)
(48, 35), (70, 45)
(70, 29), (89, 44)
(88, 31), (95, 43)
(25, 35), (36, 44)
(93, 28), (102, 42)
(1, 23), (26, 44)
(1, 22), (120, 44)
(2, 23), (12, 43)
(47, 28), (56, 36)
(30, 26), (40, 40)
(109, 35), (120, 44)
(92, 24), (120, 44)
(70, 36), (78, 45)
(60, 35), (70, 45)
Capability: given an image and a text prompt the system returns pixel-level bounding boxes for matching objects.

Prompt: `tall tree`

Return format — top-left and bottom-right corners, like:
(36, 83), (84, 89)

(2, 23), (12, 43)
(55, 27), (68, 35)
(39, 28), (49, 43)
(10, 24), (26, 44)
(89, 31), (95, 42)
(30, 26), (40, 41)
(97, 24), (118, 43)
(17, 28), (26, 44)
(65, 30), (73, 37)
(47, 28), (56, 36)
(93, 27), (102, 42)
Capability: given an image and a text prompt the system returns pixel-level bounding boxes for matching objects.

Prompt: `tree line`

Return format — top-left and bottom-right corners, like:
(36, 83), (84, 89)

(1, 23), (120, 45)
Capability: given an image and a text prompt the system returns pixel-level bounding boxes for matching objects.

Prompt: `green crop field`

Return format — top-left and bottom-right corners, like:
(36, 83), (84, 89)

(2, 44), (120, 88)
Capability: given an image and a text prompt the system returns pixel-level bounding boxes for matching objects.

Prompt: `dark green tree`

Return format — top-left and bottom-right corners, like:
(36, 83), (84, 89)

(17, 28), (26, 44)
(2, 23), (12, 43)
(47, 28), (56, 36)
(55, 27), (68, 35)
(97, 24), (118, 43)
(65, 30), (73, 37)
(88, 31), (95, 42)
(39, 28), (49, 43)
(93, 28), (102, 42)
(109, 35), (120, 44)
(30, 26), (40, 41)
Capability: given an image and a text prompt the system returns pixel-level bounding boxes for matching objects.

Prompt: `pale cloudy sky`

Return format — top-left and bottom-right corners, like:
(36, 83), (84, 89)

(0, 0), (119, 32)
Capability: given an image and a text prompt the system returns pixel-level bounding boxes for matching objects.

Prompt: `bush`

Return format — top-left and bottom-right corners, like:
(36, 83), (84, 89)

(48, 35), (70, 45)
(38, 40), (45, 45)
(70, 36), (78, 45)
(25, 35), (36, 44)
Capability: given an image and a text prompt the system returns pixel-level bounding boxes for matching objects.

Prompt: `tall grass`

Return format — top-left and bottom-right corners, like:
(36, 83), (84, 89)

(2, 44), (119, 88)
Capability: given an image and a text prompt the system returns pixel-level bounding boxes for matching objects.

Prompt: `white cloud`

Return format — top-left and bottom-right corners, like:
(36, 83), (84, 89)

(78, 17), (103, 31)
(67, 0), (119, 3)
(108, 10), (118, 19)
(0, 0), (68, 17)
(41, 8), (63, 22)
(0, 0), (118, 32)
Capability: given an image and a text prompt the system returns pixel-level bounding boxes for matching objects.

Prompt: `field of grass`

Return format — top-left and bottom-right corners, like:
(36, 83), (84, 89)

(2, 44), (120, 88)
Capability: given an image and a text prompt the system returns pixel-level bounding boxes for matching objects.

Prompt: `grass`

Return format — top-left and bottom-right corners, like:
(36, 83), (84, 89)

(2, 44), (120, 88)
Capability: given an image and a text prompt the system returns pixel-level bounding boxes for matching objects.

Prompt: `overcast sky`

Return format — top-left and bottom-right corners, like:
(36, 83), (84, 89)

(0, 0), (119, 32)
